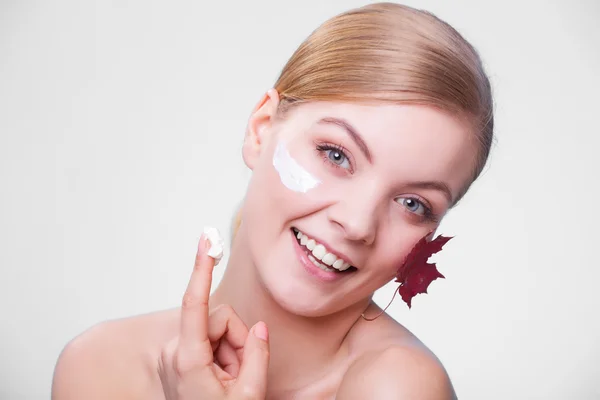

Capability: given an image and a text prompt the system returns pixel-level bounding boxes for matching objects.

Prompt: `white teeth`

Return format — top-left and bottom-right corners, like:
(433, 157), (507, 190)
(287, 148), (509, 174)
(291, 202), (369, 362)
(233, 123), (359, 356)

(322, 253), (336, 266)
(312, 244), (326, 260)
(294, 229), (354, 272)
(308, 254), (335, 272)
(332, 259), (344, 270)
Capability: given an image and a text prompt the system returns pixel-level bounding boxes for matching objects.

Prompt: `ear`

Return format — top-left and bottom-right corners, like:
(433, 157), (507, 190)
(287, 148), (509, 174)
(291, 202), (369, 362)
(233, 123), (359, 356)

(242, 88), (280, 170)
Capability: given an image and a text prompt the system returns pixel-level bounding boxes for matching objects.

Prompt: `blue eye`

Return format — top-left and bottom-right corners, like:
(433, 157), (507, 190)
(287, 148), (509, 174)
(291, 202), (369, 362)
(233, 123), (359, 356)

(325, 149), (350, 169)
(316, 143), (352, 170)
(396, 197), (427, 216)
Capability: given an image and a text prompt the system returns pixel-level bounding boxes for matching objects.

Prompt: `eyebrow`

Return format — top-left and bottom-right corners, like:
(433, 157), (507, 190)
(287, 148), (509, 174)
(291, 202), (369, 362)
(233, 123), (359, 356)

(316, 117), (372, 162)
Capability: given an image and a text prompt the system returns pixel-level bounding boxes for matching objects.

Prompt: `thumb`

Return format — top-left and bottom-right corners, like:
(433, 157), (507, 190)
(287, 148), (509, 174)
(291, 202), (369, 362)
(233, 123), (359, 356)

(233, 321), (270, 399)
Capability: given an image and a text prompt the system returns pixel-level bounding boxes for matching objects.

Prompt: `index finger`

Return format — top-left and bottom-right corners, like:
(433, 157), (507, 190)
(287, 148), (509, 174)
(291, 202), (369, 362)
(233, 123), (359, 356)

(179, 236), (215, 356)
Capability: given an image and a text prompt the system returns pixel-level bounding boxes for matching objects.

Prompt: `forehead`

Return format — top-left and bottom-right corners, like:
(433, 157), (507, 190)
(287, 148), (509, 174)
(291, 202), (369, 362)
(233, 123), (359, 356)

(281, 101), (478, 196)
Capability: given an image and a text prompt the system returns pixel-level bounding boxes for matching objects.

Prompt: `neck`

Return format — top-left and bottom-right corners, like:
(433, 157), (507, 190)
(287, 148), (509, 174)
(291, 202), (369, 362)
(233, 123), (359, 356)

(210, 230), (370, 393)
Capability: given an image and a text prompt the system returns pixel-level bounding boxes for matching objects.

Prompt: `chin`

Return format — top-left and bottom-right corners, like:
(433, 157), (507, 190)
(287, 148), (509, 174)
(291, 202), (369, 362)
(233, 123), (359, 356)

(261, 275), (335, 317)
(251, 254), (353, 318)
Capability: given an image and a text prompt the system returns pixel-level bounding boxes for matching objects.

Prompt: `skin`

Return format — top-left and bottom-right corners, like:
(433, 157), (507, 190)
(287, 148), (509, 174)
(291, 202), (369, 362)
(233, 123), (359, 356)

(52, 89), (477, 399)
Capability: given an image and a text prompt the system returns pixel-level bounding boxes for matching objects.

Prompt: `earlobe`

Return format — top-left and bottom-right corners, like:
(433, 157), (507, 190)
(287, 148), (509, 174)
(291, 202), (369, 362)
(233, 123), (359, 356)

(242, 88), (281, 170)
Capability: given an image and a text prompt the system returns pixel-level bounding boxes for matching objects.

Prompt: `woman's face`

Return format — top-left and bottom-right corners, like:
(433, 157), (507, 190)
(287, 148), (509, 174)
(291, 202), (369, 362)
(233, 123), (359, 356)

(240, 91), (477, 317)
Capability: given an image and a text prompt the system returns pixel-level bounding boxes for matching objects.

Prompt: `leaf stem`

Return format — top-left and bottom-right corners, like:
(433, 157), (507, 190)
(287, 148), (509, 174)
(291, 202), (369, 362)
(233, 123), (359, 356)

(361, 285), (400, 321)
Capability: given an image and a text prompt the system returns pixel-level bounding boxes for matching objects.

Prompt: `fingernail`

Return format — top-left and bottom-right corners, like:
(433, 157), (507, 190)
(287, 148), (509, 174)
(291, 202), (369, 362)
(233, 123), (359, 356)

(253, 321), (268, 341)
(198, 234), (208, 254)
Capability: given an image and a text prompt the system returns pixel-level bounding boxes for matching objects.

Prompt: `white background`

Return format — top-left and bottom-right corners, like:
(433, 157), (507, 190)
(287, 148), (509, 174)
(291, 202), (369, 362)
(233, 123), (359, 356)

(1, 1), (599, 399)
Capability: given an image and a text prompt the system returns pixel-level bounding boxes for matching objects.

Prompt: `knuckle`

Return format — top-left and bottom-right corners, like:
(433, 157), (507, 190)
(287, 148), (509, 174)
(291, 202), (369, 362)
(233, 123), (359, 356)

(237, 383), (260, 399)
(159, 339), (177, 365)
(173, 349), (194, 377)
(181, 292), (205, 309)
(212, 303), (234, 317)
(262, 347), (270, 360)
(194, 254), (204, 270)
(251, 343), (270, 359)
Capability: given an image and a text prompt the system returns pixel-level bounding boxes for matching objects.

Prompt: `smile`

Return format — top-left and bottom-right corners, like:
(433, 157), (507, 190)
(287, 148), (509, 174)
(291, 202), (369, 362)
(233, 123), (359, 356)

(291, 228), (356, 273)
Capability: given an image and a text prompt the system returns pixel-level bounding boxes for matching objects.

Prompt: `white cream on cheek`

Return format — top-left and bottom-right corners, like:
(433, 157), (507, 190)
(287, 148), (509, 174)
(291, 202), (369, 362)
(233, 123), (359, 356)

(272, 140), (320, 193)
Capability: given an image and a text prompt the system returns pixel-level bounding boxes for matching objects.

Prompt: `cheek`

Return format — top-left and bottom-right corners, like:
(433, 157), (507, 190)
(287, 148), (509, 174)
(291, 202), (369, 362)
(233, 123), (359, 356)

(258, 145), (316, 210)
(272, 141), (321, 193)
(248, 140), (333, 217)
(241, 146), (315, 240)
(371, 231), (426, 279)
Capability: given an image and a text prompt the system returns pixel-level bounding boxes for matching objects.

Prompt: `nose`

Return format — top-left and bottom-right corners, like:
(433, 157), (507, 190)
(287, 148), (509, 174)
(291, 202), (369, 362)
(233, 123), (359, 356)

(327, 192), (379, 246)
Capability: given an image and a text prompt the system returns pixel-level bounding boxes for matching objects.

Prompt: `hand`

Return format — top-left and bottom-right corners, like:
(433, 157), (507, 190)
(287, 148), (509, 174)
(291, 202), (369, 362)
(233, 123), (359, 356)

(158, 235), (270, 399)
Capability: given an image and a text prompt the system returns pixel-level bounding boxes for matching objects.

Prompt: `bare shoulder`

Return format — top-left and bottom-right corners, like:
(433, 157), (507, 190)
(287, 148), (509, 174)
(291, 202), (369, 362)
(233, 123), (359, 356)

(338, 344), (456, 400)
(339, 311), (456, 400)
(51, 308), (179, 400)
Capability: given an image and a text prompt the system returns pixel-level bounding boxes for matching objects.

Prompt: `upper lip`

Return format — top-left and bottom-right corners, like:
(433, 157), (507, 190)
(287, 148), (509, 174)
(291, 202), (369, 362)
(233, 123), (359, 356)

(294, 228), (357, 269)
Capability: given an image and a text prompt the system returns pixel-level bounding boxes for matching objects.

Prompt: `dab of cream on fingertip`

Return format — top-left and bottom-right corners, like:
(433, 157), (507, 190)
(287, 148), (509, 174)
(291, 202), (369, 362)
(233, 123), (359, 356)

(202, 226), (224, 265)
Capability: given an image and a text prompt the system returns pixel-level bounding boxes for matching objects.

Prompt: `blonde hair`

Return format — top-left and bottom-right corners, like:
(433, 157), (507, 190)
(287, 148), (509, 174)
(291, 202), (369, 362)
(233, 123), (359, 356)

(232, 2), (494, 239)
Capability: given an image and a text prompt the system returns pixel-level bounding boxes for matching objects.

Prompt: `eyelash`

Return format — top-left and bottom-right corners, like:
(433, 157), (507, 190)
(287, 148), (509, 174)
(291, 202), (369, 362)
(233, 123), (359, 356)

(397, 196), (439, 224)
(315, 142), (439, 224)
(315, 142), (354, 173)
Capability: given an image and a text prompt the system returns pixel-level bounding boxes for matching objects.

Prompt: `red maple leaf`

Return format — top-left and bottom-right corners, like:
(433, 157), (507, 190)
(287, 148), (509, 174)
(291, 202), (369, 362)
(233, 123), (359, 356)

(395, 232), (453, 308)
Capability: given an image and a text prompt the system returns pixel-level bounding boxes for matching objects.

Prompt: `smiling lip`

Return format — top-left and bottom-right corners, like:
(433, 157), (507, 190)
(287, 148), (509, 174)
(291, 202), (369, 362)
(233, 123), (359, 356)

(293, 228), (357, 269)
(291, 230), (354, 283)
